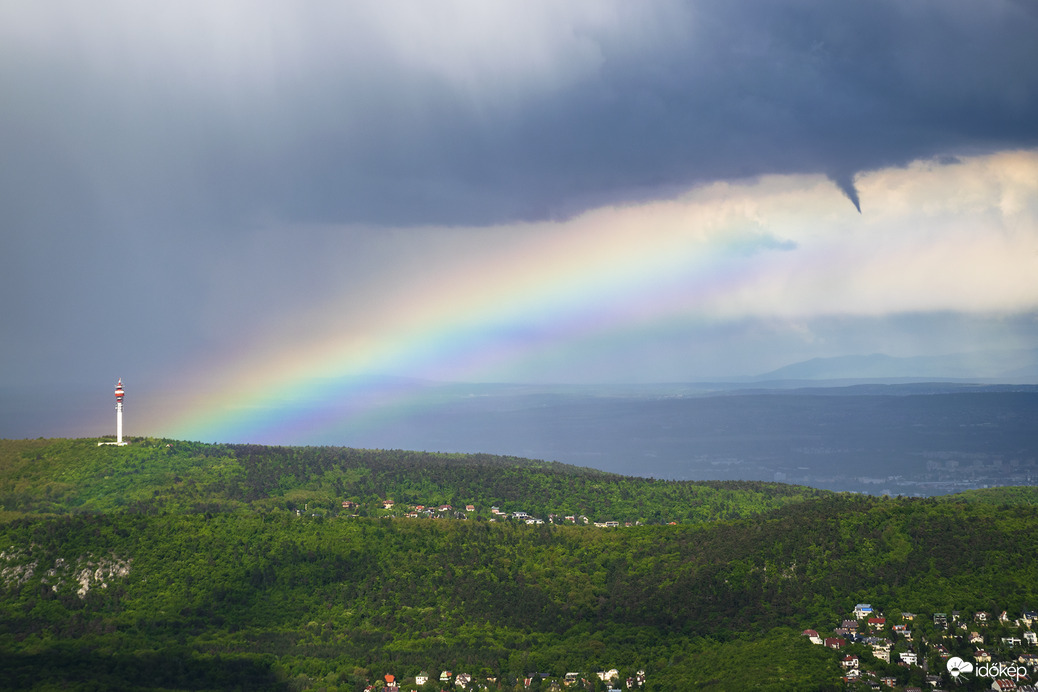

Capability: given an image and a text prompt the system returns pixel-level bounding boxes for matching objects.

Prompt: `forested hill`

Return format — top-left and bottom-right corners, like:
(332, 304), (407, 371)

(2, 439), (1038, 691)
(0, 438), (828, 523)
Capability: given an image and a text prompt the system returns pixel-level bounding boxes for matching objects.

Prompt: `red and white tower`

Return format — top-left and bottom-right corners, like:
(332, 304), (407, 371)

(98, 379), (129, 446)
(114, 378), (125, 444)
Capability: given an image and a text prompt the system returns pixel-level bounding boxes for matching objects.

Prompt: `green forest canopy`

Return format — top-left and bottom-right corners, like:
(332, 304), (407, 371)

(1, 438), (1037, 691)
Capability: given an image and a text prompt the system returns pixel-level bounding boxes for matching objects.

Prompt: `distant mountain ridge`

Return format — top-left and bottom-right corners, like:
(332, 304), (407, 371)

(755, 347), (1038, 382)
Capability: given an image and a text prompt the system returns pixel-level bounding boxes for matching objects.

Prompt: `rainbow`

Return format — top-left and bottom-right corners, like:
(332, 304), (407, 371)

(153, 174), (847, 444)
(154, 149), (1038, 446)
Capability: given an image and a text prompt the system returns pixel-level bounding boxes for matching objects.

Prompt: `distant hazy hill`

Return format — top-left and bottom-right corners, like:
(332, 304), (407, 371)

(755, 347), (1038, 382)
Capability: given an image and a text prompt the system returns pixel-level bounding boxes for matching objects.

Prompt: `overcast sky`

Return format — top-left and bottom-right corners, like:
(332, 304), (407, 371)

(2, 1), (1037, 440)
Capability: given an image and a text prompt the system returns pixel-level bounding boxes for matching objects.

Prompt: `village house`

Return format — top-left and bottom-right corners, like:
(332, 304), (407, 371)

(414, 672), (429, 685)
(1025, 631), (1038, 646)
(868, 616), (886, 630)
(825, 637), (846, 649)
(892, 624), (913, 640)
(854, 604), (874, 619)
(871, 643), (891, 663)
(898, 651), (918, 666)
(523, 673), (551, 687)
(803, 629), (823, 645)
(841, 655), (859, 669)
(465, 504), (475, 512)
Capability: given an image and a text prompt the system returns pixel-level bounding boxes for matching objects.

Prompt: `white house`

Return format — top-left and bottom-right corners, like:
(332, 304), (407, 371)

(853, 604), (874, 619)
(802, 629), (823, 645)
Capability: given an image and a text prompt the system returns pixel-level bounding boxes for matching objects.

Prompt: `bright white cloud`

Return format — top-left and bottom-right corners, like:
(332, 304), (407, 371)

(196, 150), (1038, 388)
(646, 151), (1038, 320)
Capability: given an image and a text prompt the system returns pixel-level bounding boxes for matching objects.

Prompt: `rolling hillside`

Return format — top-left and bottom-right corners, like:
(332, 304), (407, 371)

(0, 438), (826, 521)
(2, 439), (1037, 691)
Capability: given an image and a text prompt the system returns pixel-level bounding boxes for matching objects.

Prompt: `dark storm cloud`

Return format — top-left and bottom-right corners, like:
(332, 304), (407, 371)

(829, 172), (862, 214)
(2, 0), (1037, 394)
(2, 0), (1036, 231)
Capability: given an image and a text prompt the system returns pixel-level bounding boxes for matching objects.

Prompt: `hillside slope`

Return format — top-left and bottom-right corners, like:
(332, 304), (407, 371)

(0, 438), (828, 522)
(2, 439), (1037, 691)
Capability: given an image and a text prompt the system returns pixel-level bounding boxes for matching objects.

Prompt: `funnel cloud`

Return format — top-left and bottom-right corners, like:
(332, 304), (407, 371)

(829, 172), (863, 214)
